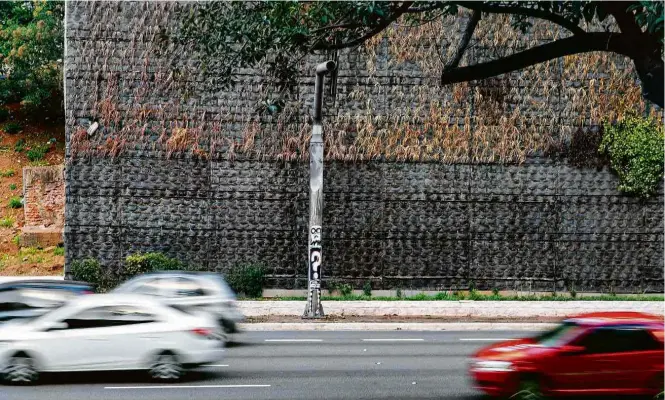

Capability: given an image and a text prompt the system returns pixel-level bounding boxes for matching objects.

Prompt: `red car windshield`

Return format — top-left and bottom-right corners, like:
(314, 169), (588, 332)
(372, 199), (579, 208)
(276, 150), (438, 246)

(534, 321), (582, 347)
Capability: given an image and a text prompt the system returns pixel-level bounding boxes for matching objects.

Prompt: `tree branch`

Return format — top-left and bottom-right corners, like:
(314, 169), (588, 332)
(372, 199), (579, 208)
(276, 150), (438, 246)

(601, 2), (664, 107)
(313, 1), (414, 51)
(441, 32), (634, 85)
(311, 22), (361, 34)
(637, 61), (664, 108)
(603, 2), (644, 37)
(443, 9), (481, 73)
(457, 2), (586, 35)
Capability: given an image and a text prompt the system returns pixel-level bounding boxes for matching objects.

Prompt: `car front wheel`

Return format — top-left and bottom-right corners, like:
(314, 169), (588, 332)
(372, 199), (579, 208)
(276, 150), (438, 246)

(652, 371), (664, 400)
(220, 319), (237, 334)
(511, 376), (544, 400)
(149, 352), (183, 382)
(3, 353), (39, 385)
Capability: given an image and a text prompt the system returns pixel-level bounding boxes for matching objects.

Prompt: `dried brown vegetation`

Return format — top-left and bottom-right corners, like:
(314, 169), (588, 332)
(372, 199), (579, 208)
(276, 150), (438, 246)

(68, 5), (658, 164)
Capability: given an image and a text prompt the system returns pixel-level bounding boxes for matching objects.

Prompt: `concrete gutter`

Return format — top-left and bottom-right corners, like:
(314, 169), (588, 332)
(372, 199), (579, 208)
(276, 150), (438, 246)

(238, 300), (664, 319)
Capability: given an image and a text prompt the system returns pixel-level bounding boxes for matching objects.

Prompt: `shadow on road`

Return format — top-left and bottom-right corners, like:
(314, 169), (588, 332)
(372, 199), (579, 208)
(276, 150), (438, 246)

(225, 340), (251, 348)
(35, 369), (221, 386)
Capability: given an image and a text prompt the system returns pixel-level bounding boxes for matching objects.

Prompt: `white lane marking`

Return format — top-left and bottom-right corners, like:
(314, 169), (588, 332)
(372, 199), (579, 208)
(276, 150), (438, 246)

(208, 364), (229, 367)
(362, 338), (425, 342)
(105, 384), (271, 390)
(264, 339), (323, 342)
(459, 338), (511, 342)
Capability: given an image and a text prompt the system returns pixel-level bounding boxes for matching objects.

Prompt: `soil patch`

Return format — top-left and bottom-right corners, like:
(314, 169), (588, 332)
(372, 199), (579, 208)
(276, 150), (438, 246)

(0, 104), (65, 275)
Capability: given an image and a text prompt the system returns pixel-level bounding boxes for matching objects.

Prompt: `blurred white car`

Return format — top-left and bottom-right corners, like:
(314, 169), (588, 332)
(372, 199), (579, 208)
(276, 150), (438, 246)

(0, 293), (225, 384)
(112, 272), (245, 334)
(0, 279), (93, 323)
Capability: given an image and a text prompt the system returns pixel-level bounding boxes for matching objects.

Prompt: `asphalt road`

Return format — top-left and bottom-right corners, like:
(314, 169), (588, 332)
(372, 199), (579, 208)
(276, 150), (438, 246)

(3, 330), (533, 400)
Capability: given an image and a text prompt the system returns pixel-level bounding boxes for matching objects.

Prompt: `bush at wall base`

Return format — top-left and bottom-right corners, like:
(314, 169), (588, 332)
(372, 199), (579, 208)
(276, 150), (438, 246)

(226, 263), (265, 298)
(70, 258), (101, 287)
(72, 252), (266, 296)
(122, 252), (183, 280)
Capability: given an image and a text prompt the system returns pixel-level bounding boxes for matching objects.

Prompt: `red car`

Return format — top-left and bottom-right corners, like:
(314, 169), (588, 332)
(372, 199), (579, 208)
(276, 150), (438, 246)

(470, 312), (664, 398)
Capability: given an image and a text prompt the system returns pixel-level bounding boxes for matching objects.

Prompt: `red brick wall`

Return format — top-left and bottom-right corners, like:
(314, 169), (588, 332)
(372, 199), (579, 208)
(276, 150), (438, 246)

(23, 166), (65, 228)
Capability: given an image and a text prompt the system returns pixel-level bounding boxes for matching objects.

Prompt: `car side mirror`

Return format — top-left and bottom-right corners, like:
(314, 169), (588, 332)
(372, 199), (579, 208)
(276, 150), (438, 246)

(45, 321), (68, 332)
(560, 345), (584, 355)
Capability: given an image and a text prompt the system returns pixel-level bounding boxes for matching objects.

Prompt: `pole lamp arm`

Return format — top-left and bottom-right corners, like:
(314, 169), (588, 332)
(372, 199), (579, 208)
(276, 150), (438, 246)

(313, 61), (336, 124)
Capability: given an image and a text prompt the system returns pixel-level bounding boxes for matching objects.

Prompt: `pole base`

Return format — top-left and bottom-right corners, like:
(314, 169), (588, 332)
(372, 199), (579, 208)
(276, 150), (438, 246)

(301, 314), (325, 319)
(302, 304), (325, 319)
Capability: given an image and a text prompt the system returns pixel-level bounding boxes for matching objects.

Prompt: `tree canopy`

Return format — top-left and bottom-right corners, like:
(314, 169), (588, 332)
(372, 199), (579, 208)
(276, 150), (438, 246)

(0, 0), (64, 118)
(169, 1), (664, 109)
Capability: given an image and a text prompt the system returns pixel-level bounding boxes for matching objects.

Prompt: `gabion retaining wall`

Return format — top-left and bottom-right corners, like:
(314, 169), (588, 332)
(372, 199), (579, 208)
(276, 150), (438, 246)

(64, 2), (664, 292)
(65, 156), (664, 292)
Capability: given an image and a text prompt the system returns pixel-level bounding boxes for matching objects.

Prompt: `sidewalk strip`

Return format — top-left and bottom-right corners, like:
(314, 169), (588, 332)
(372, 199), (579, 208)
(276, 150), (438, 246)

(362, 338), (425, 342)
(105, 384), (271, 390)
(240, 322), (558, 331)
(264, 339), (323, 342)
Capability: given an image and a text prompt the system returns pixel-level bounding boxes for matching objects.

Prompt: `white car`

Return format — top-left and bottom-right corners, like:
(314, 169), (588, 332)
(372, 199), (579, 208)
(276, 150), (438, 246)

(112, 272), (245, 334)
(0, 293), (225, 384)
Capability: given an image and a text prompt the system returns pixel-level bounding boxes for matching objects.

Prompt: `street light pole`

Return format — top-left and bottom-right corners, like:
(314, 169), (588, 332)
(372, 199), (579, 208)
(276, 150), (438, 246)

(303, 60), (336, 319)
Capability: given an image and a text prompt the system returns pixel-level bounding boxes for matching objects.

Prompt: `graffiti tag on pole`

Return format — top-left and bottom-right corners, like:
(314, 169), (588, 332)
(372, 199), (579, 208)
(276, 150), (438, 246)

(309, 225), (322, 285)
(310, 225), (322, 244)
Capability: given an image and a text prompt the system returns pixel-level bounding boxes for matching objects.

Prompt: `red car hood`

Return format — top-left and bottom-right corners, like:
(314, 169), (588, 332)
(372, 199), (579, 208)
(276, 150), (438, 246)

(474, 338), (545, 361)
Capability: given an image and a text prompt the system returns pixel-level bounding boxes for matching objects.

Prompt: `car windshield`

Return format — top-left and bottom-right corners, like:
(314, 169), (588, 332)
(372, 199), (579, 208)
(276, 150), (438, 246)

(166, 304), (193, 315)
(212, 275), (237, 299)
(112, 280), (136, 292)
(534, 321), (582, 347)
(27, 305), (65, 325)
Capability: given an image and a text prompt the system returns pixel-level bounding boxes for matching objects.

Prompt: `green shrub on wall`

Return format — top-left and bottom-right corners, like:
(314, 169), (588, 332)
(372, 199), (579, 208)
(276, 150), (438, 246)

(600, 115), (665, 198)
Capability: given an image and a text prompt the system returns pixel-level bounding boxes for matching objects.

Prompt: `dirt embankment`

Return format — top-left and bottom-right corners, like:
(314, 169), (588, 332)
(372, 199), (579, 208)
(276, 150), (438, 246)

(0, 104), (65, 276)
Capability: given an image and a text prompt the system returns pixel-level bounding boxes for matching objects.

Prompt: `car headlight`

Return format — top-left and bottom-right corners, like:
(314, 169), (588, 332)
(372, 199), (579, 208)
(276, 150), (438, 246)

(471, 360), (514, 372)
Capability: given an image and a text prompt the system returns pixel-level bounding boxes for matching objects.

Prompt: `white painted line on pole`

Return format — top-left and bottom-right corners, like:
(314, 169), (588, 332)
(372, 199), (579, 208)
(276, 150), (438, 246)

(264, 339), (323, 342)
(362, 338), (425, 342)
(105, 384), (271, 390)
(459, 338), (510, 342)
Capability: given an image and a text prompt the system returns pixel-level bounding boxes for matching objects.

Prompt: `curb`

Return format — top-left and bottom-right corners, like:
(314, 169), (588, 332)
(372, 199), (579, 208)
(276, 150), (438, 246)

(238, 300), (664, 318)
(0, 276), (64, 283)
(238, 322), (559, 331)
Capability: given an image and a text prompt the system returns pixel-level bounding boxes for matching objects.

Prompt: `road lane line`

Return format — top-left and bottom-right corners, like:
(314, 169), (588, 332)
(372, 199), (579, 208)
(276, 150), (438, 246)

(362, 338), (425, 342)
(264, 339), (323, 342)
(459, 338), (510, 342)
(207, 364), (229, 367)
(105, 384), (270, 390)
